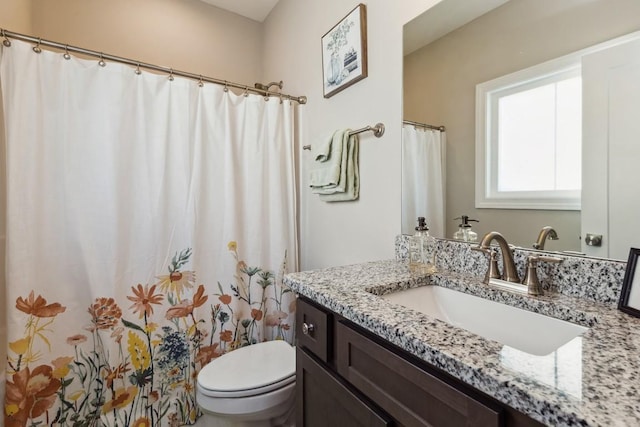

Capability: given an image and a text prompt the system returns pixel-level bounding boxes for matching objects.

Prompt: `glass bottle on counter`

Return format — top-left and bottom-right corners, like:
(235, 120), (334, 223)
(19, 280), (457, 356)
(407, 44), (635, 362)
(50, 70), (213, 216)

(409, 217), (437, 274)
(453, 215), (479, 242)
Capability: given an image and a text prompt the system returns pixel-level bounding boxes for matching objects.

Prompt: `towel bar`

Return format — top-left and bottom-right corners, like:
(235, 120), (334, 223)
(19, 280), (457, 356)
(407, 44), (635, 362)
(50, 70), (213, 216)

(302, 123), (384, 150)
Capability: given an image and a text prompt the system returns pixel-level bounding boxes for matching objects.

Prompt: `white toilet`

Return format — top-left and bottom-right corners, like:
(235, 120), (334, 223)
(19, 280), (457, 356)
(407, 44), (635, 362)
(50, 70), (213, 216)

(196, 340), (296, 427)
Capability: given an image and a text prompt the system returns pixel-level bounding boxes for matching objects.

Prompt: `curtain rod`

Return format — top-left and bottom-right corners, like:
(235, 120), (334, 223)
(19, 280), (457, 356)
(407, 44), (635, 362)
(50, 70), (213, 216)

(0, 28), (307, 104)
(403, 119), (445, 132)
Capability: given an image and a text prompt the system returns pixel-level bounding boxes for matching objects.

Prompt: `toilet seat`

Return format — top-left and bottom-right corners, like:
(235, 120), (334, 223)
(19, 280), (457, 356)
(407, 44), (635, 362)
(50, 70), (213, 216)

(197, 340), (296, 398)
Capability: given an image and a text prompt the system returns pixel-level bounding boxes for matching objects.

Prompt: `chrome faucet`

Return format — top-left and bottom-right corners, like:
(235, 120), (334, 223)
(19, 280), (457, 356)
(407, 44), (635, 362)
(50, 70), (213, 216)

(532, 226), (558, 250)
(472, 231), (519, 283)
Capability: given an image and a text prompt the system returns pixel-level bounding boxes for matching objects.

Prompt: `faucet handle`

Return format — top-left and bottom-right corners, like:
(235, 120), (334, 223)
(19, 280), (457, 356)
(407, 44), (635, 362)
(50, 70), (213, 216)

(522, 256), (563, 295)
(471, 246), (501, 284)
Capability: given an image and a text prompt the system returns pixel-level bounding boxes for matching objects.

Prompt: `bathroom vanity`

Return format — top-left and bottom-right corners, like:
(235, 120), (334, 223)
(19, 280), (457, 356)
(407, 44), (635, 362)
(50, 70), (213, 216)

(284, 241), (640, 427)
(295, 296), (540, 426)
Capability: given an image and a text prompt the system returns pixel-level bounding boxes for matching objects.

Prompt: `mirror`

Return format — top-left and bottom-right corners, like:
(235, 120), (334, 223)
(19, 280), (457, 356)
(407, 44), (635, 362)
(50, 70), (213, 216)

(402, 0), (640, 258)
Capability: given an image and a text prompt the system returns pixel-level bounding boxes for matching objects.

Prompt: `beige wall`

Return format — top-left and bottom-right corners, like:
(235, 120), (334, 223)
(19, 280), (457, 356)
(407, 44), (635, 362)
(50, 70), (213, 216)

(263, 0), (441, 270)
(404, 0), (640, 250)
(30, 0), (263, 85)
(0, 0), (32, 33)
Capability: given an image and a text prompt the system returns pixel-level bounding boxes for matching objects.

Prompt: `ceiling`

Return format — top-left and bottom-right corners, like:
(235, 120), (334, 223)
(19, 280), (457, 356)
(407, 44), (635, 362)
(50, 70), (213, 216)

(403, 0), (509, 55)
(201, 0), (506, 42)
(199, 0), (280, 22)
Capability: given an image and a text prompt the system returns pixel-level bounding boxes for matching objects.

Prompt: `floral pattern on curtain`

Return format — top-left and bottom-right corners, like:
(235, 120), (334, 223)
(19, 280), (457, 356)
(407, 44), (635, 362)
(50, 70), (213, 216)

(1, 39), (300, 427)
(5, 243), (294, 427)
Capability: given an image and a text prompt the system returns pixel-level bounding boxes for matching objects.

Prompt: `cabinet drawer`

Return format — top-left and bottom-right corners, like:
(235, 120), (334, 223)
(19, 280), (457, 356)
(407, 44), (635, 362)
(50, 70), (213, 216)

(336, 321), (503, 427)
(297, 348), (392, 427)
(296, 297), (330, 363)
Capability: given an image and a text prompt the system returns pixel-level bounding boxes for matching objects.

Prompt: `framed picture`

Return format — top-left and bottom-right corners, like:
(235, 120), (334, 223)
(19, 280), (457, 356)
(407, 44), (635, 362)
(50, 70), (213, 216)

(321, 4), (368, 98)
(618, 248), (640, 317)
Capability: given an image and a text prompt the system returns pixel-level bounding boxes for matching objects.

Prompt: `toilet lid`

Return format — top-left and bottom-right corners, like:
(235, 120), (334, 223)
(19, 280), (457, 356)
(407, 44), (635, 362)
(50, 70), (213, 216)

(198, 340), (295, 396)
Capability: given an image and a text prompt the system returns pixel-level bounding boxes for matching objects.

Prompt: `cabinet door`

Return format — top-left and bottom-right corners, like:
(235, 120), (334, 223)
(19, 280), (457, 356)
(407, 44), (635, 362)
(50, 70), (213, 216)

(297, 347), (393, 427)
(336, 321), (502, 427)
(297, 297), (331, 363)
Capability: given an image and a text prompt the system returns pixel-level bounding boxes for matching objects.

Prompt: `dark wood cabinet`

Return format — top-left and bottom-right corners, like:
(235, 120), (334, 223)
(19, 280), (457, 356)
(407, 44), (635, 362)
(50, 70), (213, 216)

(297, 297), (331, 363)
(296, 296), (545, 427)
(296, 348), (392, 427)
(336, 320), (501, 427)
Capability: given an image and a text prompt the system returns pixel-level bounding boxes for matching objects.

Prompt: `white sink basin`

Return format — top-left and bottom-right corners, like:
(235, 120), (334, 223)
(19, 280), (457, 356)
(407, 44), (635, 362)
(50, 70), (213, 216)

(379, 285), (587, 356)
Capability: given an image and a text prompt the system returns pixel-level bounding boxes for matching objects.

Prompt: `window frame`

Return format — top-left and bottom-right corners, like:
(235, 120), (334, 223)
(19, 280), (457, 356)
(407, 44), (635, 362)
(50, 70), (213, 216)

(475, 56), (582, 210)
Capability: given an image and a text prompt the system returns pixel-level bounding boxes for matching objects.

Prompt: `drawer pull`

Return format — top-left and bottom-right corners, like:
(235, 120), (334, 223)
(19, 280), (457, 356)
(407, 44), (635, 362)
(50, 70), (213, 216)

(302, 322), (315, 335)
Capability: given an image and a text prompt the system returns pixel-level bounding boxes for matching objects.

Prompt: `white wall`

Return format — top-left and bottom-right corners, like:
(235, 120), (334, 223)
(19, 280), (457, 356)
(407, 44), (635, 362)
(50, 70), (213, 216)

(263, 0), (441, 270)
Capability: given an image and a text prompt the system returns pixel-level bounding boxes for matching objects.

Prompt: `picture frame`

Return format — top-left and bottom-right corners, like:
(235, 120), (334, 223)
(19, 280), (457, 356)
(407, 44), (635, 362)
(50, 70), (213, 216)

(321, 4), (368, 98)
(618, 248), (640, 317)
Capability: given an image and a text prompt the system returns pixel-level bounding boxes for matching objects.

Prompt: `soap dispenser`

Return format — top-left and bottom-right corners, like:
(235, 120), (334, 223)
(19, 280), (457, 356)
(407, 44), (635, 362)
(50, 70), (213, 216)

(453, 215), (479, 242)
(409, 217), (437, 274)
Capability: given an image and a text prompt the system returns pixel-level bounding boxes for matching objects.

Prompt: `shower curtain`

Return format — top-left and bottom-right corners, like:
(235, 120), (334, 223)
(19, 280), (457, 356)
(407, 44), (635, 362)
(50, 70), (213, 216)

(1, 40), (298, 427)
(401, 124), (445, 237)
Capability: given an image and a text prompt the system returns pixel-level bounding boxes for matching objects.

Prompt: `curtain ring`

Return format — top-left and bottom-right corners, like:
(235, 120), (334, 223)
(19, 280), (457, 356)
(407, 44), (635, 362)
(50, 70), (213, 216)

(32, 37), (42, 53)
(63, 45), (71, 60)
(134, 63), (141, 75)
(98, 53), (106, 67)
(243, 86), (249, 97)
(279, 93), (284, 104)
(223, 81), (229, 92)
(168, 69), (174, 81)
(198, 75), (204, 87)
(1, 29), (11, 47)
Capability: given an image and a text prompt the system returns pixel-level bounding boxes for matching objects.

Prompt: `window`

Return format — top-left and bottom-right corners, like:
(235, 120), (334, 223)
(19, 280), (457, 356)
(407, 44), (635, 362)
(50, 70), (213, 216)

(476, 59), (582, 210)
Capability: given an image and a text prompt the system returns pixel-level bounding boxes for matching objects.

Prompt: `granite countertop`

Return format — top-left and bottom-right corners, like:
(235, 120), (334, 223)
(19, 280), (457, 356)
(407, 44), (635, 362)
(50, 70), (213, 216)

(284, 259), (640, 427)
